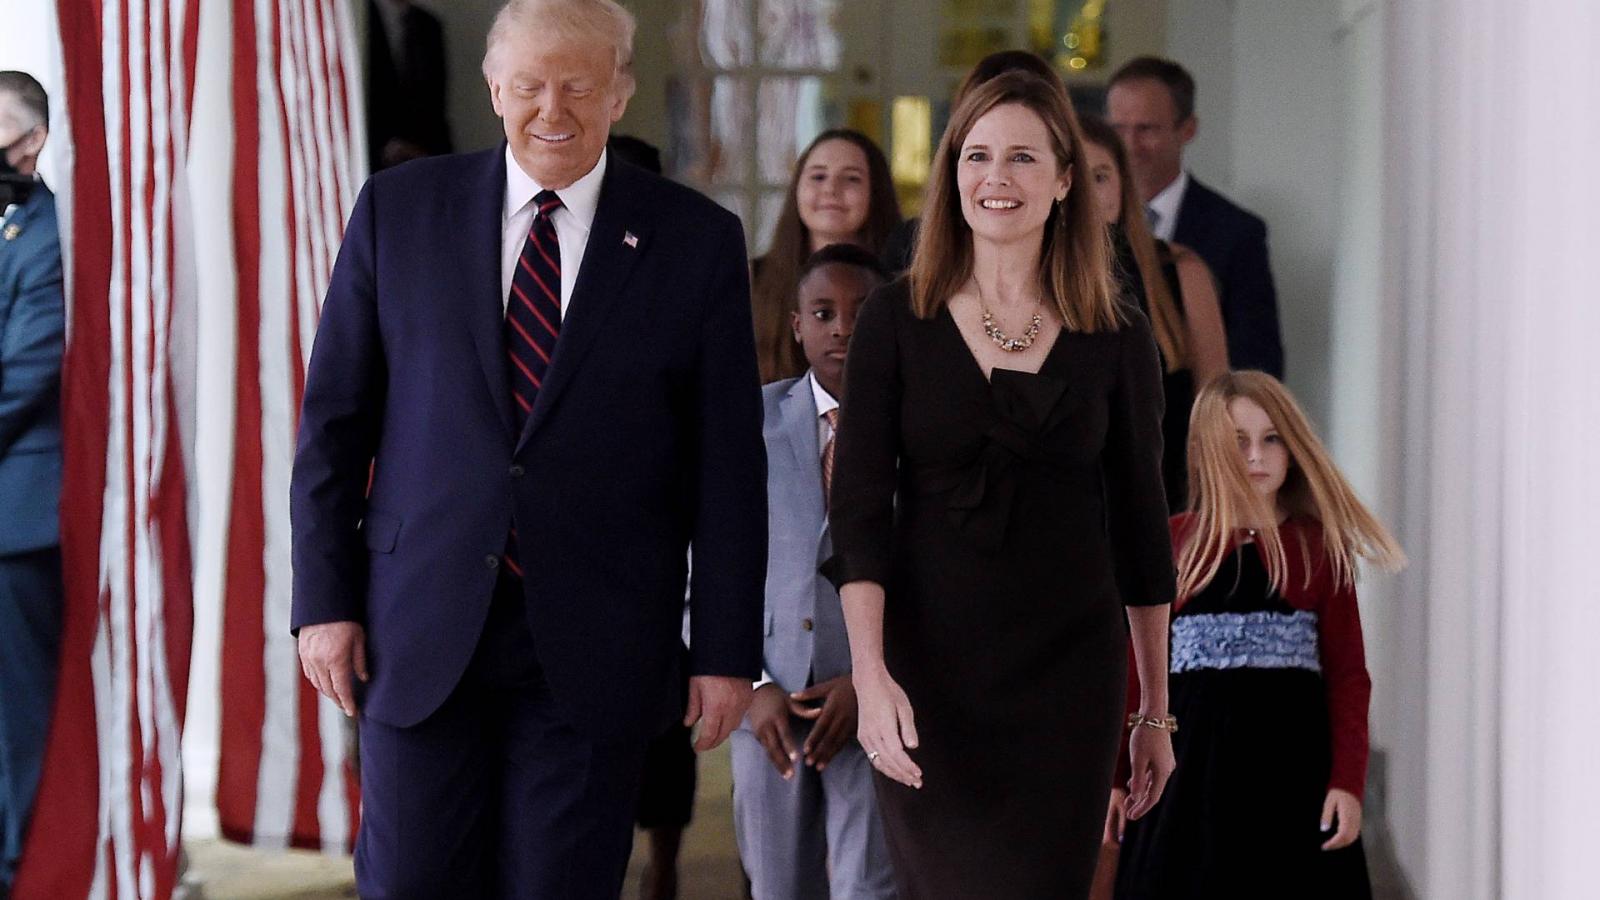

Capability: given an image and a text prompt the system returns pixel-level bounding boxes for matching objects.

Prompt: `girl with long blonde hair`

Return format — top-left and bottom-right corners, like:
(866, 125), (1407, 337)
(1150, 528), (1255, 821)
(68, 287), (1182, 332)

(1107, 371), (1404, 900)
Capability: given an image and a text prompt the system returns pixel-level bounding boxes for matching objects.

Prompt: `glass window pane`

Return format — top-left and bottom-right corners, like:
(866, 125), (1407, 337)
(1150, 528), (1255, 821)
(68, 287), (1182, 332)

(710, 76), (754, 186)
(698, 0), (755, 69)
(757, 76), (833, 185)
(758, 0), (842, 69)
(754, 190), (787, 257)
(712, 191), (754, 242)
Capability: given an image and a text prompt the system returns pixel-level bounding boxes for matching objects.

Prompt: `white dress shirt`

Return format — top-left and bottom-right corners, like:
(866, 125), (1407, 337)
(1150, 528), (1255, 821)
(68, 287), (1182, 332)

(500, 145), (607, 317)
(1145, 169), (1190, 243)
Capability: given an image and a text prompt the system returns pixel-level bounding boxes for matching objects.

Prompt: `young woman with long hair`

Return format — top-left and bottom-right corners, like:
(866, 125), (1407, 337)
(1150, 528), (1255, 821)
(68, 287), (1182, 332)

(751, 129), (901, 382)
(826, 69), (1177, 897)
(1107, 371), (1404, 900)
(1078, 113), (1228, 509)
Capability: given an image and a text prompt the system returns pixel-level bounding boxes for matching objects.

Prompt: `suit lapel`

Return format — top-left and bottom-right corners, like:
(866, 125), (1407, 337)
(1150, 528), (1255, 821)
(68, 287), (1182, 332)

(456, 147), (517, 442)
(1172, 176), (1211, 247)
(518, 159), (650, 450)
(2, 187), (44, 245)
(777, 375), (826, 534)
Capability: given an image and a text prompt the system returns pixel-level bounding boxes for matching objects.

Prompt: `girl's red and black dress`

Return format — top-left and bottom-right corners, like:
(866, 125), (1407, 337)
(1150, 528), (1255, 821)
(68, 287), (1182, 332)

(1114, 513), (1374, 900)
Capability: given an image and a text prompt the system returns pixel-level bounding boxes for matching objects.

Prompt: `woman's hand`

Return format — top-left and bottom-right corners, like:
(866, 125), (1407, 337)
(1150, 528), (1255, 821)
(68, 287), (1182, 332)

(1103, 786), (1130, 846)
(1124, 726), (1175, 819)
(853, 665), (922, 789)
(1320, 788), (1363, 850)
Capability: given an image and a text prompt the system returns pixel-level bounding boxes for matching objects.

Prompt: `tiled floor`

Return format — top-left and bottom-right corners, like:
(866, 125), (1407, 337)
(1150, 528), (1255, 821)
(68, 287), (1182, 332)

(181, 743), (746, 899)
(182, 742), (1410, 899)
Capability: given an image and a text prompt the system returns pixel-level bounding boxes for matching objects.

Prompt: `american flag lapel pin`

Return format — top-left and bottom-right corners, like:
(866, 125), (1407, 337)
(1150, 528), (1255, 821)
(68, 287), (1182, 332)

(623, 231), (639, 249)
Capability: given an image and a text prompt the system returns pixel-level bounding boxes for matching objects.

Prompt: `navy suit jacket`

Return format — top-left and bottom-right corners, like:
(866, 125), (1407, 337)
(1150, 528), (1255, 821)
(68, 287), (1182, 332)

(0, 182), (65, 556)
(290, 148), (768, 739)
(1172, 176), (1285, 377)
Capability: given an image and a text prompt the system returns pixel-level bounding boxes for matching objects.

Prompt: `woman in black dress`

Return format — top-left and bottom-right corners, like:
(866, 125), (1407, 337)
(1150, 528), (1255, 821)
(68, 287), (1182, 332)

(825, 71), (1178, 898)
(1078, 115), (1229, 511)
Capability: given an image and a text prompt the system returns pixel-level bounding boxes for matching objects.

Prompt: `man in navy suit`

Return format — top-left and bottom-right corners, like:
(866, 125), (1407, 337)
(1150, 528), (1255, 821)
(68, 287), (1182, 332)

(1108, 56), (1286, 377)
(290, 1), (766, 896)
(0, 70), (64, 895)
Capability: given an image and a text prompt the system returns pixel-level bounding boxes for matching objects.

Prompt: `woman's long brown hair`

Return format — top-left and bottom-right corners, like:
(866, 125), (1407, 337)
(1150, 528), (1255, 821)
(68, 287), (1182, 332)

(906, 71), (1120, 332)
(751, 129), (901, 382)
(1078, 114), (1187, 372)
(1177, 371), (1407, 600)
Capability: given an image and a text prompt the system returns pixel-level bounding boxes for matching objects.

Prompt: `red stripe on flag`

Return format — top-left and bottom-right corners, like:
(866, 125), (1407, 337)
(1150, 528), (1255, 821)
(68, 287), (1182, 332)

(13, 1), (114, 895)
(218, 0), (271, 847)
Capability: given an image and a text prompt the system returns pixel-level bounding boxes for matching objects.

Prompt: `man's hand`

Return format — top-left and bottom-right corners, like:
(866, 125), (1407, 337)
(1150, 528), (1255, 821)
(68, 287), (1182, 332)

(297, 621), (368, 717)
(684, 675), (753, 752)
(789, 675), (857, 772)
(1320, 788), (1363, 850)
(747, 684), (797, 778)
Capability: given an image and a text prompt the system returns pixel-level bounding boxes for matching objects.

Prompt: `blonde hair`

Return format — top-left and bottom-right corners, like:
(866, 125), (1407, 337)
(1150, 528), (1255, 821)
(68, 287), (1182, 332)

(1077, 114), (1187, 372)
(907, 71), (1121, 331)
(482, 0), (637, 99)
(1177, 371), (1406, 599)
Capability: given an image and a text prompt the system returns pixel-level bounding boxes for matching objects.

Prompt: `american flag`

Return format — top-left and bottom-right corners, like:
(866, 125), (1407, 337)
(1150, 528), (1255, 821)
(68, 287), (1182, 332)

(12, 2), (363, 896)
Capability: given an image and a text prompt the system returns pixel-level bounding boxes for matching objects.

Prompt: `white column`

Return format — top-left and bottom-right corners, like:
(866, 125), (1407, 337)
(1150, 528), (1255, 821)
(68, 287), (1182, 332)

(1383, 1), (1600, 897)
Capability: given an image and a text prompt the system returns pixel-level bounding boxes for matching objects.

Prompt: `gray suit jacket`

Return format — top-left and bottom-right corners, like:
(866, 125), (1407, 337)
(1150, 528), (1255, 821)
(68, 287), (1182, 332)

(761, 375), (851, 693)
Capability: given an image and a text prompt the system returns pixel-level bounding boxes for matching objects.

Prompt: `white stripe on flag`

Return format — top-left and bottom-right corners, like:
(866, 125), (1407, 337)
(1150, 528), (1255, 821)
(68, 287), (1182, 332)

(251, 0), (301, 848)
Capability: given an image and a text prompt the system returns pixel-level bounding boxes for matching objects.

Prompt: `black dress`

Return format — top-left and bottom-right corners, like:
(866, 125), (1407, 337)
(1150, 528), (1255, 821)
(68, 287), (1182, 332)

(826, 281), (1175, 899)
(1113, 544), (1373, 900)
(1112, 228), (1195, 511)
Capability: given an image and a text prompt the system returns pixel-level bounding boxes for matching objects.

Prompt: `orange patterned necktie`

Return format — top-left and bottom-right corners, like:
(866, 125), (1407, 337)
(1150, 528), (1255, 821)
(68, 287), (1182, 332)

(822, 408), (839, 504)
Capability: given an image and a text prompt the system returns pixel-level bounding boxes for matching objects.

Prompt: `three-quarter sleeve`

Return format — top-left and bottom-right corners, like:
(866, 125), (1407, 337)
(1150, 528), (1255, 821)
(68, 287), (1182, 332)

(1103, 309), (1178, 607)
(822, 288), (902, 589)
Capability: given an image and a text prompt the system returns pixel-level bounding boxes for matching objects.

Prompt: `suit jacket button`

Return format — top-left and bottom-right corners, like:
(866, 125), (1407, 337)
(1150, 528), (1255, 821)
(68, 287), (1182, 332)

(485, 555), (500, 570)
(509, 464), (525, 478)
(801, 618), (814, 632)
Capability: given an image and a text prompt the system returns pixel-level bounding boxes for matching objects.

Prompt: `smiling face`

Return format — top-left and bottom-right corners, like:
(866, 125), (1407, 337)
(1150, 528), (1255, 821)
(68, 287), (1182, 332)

(792, 262), (875, 398)
(1229, 396), (1290, 503)
(955, 103), (1071, 248)
(796, 138), (872, 248)
(1081, 138), (1123, 227)
(486, 26), (630, 189)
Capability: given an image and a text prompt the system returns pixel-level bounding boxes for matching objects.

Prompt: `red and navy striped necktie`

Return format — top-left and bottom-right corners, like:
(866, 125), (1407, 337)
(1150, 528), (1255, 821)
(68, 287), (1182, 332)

(505, 189), (563, 430)
(503, 189), (562, 577)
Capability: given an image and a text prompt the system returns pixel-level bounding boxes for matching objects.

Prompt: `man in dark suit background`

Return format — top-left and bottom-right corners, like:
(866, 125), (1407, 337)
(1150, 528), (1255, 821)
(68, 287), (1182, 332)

(0, 70), (64, 896)
(367, 0), (453, 170)
(292, 1), (766, 896)
(1108, 56), (1285, 377)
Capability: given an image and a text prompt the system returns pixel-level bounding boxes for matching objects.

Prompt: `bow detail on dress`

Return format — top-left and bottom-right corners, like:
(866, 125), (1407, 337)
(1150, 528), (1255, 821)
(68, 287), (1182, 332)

(925, 368), (1072, 553)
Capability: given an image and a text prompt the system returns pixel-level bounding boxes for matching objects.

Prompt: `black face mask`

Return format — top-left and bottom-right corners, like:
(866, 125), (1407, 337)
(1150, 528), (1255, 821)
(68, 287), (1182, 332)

(0, 135), (36, 208)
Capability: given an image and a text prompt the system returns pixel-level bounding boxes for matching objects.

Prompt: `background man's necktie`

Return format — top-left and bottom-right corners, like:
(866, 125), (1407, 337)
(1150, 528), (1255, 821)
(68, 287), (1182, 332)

(502, 189), (562, 577)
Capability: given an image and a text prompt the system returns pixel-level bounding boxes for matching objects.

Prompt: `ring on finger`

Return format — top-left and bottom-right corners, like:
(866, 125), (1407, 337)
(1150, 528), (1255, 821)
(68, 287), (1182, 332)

(867, 750), (881, 762)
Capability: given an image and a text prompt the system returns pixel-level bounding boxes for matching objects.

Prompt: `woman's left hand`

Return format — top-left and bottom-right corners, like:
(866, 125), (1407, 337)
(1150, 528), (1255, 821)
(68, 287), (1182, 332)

(1124, 725), (1175, 820)
(1320, 788), (1363, 850)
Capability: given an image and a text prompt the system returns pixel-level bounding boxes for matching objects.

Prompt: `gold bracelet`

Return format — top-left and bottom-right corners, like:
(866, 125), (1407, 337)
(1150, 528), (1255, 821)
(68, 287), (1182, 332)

(1127, 712), (1179, 733)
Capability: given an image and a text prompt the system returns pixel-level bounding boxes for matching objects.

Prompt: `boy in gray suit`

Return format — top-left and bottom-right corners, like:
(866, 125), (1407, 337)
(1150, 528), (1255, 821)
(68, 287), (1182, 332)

(732, 245), (896, 900)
